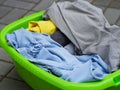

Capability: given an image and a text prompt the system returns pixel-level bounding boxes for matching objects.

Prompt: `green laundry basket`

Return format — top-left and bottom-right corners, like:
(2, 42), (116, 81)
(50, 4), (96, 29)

(0, 10), (120, 90)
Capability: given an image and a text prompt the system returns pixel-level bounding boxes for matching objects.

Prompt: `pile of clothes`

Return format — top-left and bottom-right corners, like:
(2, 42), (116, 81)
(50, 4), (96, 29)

(6, 0), (120, 83)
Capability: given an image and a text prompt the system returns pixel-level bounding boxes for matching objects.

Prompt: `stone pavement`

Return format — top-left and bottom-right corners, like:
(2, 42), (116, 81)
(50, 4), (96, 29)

(0, 0), (120, 90)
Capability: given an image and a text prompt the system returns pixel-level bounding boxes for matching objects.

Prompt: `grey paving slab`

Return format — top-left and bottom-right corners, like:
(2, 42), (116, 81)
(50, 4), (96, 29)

(33, 0), (57, 11)
(7, 68), (23, 81)
(104, 8), (120, 25)
(0, 78), (32, 90)
(0, 6), (12, 18)
(93, 0), (113, 6)
(0, 48), (13, 63)
(0, 24), (5, 30)
(0, 61), (13, 76)
(20, 0), (41, 3)
(24, 11), (36, 17)
(109, 0), (120, 9)
(4, 0), (35, 10)
(0, 8), (28, 24)
(0, 0), (6, 4)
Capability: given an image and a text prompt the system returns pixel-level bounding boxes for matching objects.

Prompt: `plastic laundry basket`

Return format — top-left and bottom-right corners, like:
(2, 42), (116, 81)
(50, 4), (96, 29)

(0, 10), (120, 90)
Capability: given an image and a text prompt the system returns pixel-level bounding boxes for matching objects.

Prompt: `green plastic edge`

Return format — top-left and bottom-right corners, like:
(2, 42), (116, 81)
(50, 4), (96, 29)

(0, 10), (120, 90)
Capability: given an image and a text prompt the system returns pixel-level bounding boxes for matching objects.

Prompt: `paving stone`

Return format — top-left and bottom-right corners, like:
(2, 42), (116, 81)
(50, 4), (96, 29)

(93, 0), (113, 6)
(4, 0), (35, 10)
(0, 6), (12, 18)
(0, 61), (13, 76)
(109, 0), (120, 9)
(0, 78), (32, 90)
(33, 0), (57, 11)
(104, 8), (120, 25)
(0, 48), (13, 63)
(7, 68), (23, 81)
(0, 24), (5, 30)
(0, 8), (27, 24)
(19, 0), (41, 3)
(24, 11), (36, 17)
(0, 0), (6, 4)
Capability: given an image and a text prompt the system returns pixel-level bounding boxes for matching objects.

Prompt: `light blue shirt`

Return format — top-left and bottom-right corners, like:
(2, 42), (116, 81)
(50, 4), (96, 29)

(6, 28), (109, 83)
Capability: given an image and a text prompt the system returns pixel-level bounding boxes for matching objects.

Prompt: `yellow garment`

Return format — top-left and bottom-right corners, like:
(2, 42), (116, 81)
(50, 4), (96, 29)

(28, 20), (57, 35)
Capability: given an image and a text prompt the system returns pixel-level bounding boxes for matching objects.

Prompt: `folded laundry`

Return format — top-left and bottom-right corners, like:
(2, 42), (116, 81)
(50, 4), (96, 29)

(45, 0), (120, 72)
(51, 30), (70, 46)
(29, 20), (56, 34)
(6, 28), (109, 83)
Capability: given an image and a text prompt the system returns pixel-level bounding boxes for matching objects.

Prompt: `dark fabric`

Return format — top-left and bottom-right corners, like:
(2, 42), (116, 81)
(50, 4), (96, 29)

(51, 30), (70, 46)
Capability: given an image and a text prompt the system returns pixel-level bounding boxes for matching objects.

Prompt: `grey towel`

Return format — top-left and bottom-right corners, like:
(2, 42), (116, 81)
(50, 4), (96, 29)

(45, 0), (120, 72)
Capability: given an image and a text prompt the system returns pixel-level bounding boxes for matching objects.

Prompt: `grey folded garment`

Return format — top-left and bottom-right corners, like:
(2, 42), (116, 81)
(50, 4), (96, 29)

(45, 0), (120, 72)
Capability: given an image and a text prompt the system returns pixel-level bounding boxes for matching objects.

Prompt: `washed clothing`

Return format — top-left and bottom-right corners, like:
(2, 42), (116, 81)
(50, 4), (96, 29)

(64, 43), (76, 55)
(29, 20), (56, 34)
(51, 30), (80, 54)
(64, 43), (81, 55)
(51, 30), (70, 46)
(6, 28), (109, 83)
(45, 0), (120, 72)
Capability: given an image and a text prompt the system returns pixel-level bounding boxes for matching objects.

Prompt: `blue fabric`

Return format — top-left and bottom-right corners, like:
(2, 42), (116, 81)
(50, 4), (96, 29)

(6, 28), (109, 83)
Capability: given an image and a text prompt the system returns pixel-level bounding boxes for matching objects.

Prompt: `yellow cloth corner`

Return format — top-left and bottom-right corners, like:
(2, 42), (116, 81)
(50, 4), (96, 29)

(28, 20), (57, 34)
